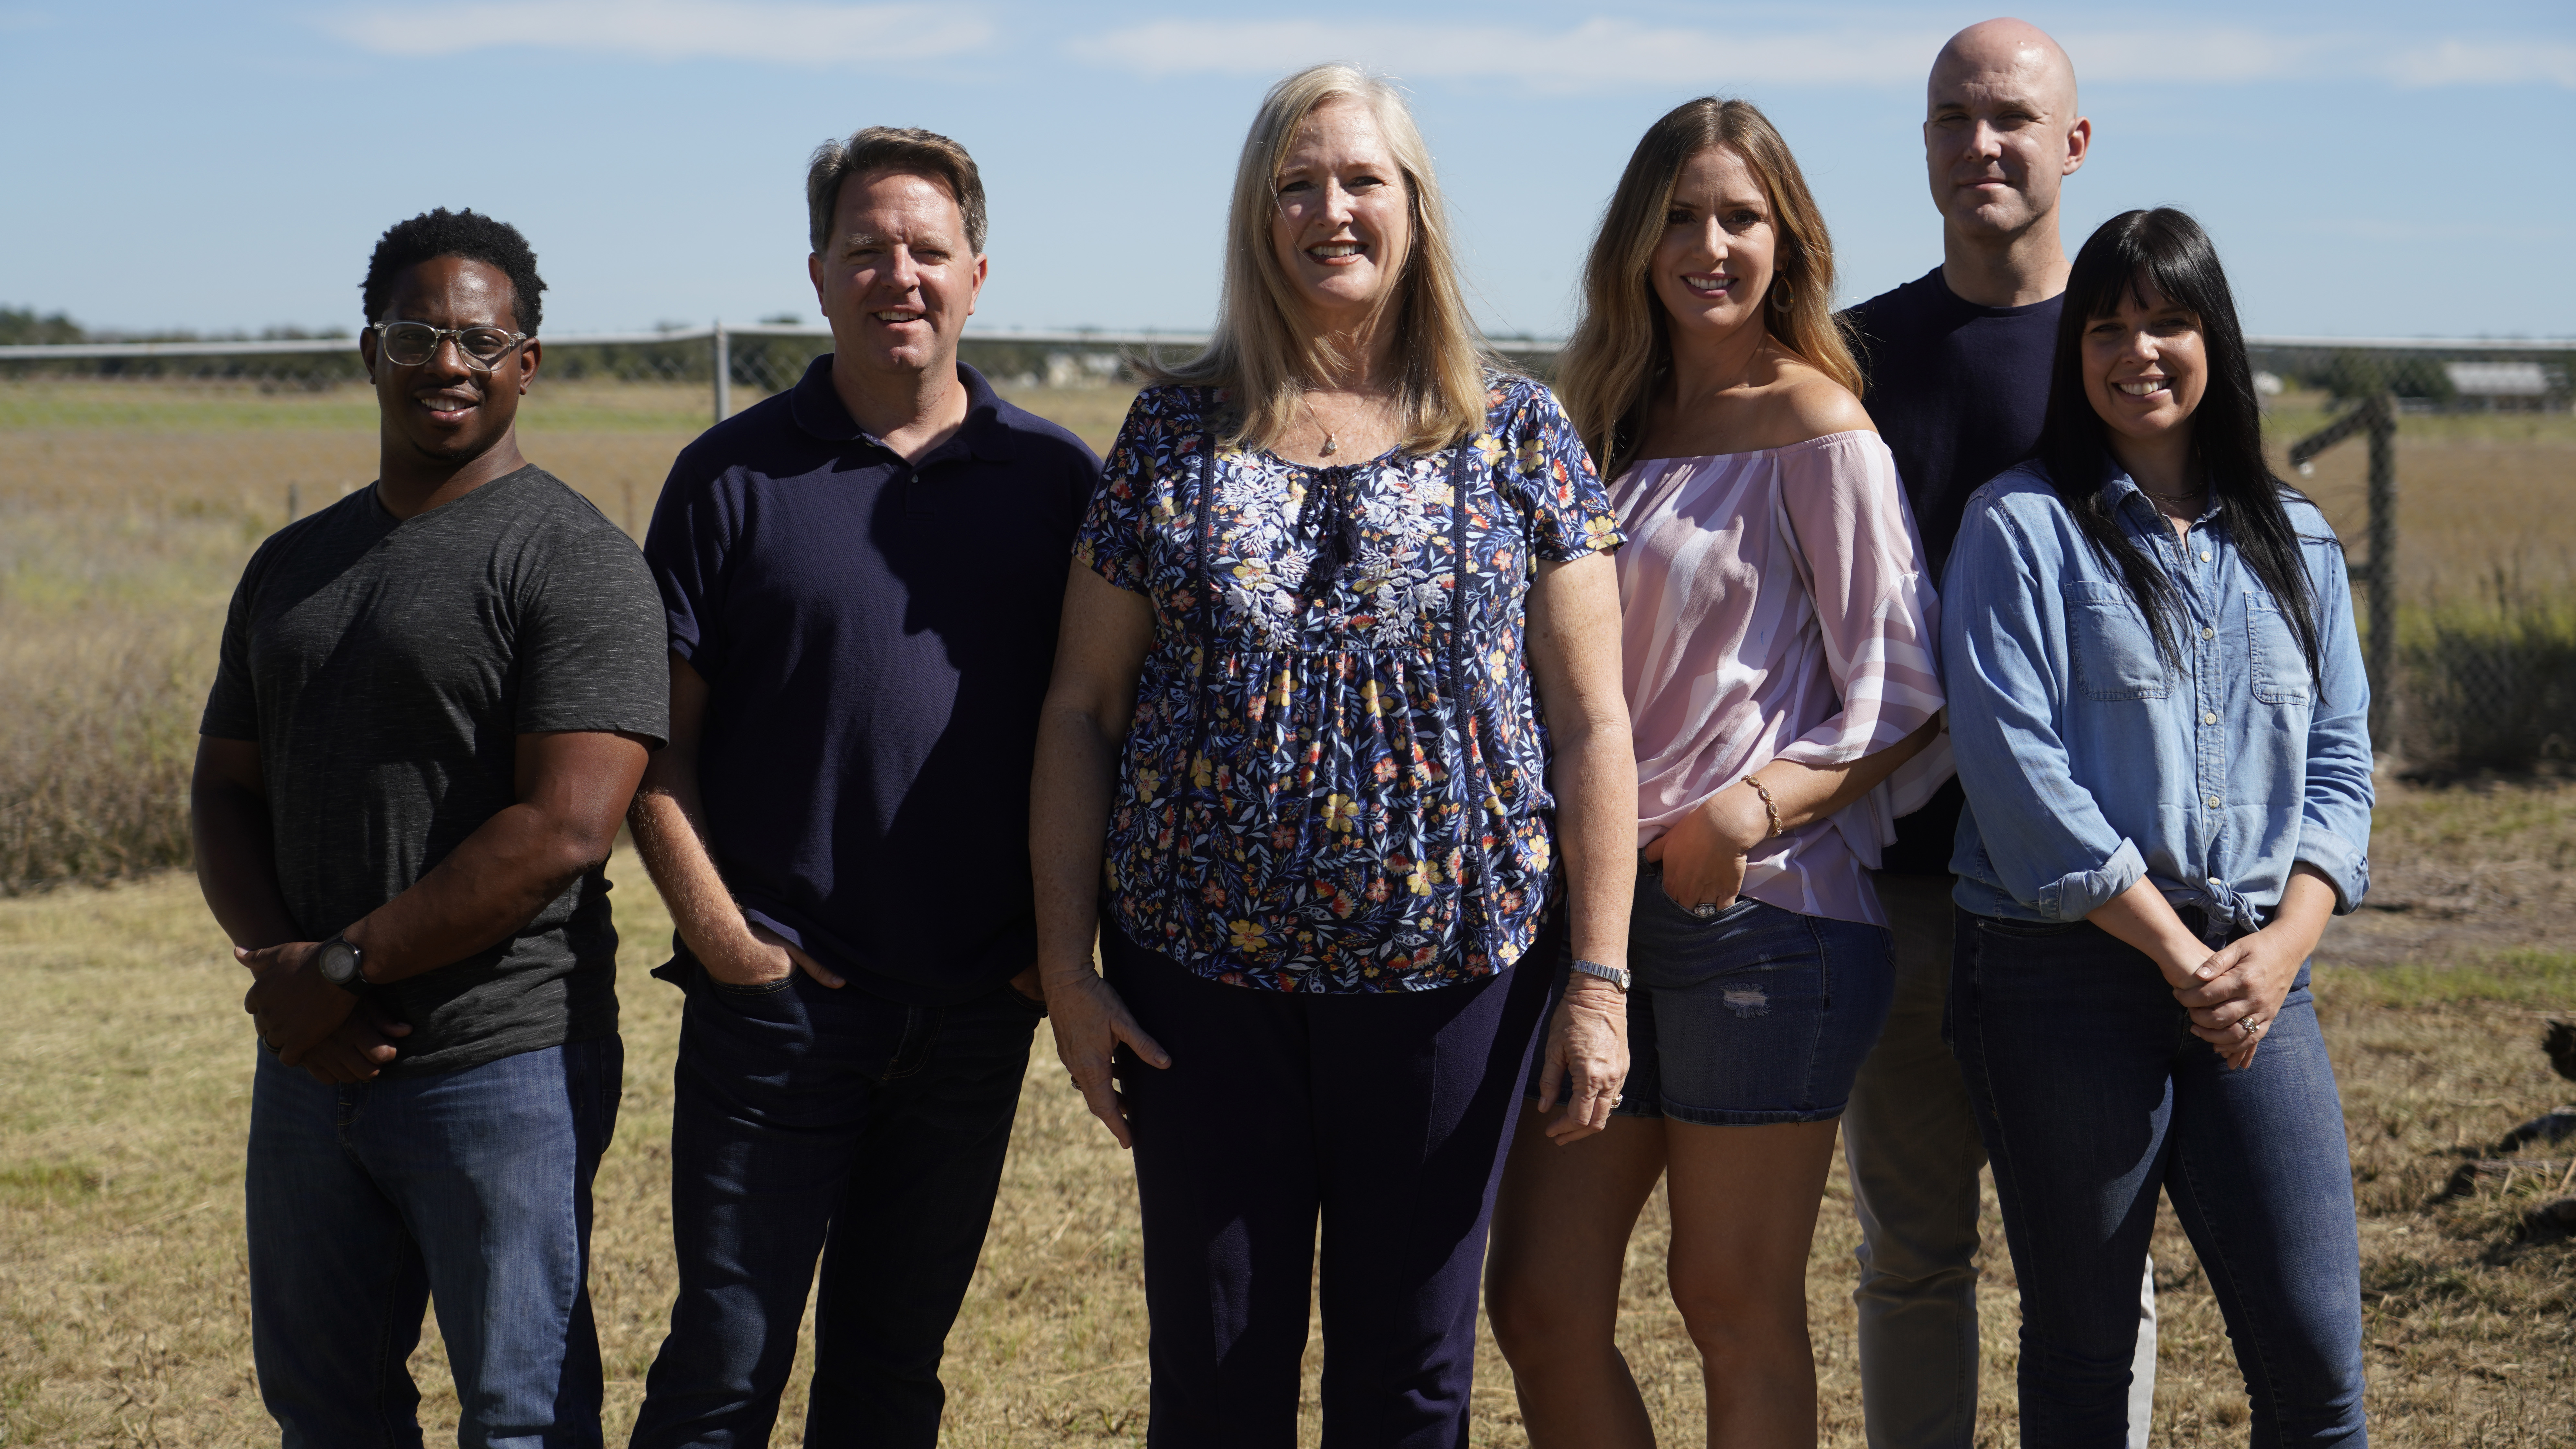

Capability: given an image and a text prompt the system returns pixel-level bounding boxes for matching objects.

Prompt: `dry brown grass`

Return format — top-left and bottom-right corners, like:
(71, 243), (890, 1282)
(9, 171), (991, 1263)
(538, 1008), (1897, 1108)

(4, 785), (2572, 1446)
(3, 381), (2570, 1445)
(0, 383), (1133, 893)
(2264, 398), (2576, 602)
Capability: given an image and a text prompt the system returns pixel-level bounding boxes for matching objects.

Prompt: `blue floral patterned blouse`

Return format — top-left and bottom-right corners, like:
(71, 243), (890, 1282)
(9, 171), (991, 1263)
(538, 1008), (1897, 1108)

(1076, 375), (1623, 993)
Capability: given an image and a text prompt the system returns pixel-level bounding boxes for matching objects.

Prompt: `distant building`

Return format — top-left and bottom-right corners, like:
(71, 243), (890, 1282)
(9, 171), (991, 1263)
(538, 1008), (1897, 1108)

(2442, 361), (2561, 412)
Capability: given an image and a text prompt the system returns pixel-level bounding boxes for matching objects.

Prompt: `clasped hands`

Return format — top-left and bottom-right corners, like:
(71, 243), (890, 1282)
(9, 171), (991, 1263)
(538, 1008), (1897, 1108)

(2160, 924), (2310, 1071)
(236, 939), (409, 1085)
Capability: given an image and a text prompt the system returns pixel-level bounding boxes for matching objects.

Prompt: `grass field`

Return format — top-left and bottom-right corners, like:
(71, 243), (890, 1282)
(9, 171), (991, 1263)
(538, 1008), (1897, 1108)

(3, 781), (2571, 1447)
(1, 376), (2571, 1444)
(0, 382), (1135, 890)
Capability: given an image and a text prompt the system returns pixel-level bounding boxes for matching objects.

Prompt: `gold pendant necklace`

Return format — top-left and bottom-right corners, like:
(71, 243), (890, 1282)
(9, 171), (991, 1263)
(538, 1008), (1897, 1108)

(1301, 390), (1339, 457)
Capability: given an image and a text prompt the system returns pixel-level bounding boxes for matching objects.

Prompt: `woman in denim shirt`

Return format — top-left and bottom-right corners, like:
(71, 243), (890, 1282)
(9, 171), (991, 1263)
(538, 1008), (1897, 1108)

(1941, 208), (2372, 1447)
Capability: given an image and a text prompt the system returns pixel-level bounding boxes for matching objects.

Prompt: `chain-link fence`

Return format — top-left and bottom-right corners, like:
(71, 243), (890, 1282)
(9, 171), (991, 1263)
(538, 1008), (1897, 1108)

(0, 328), (2565, 889)
(2248, 339), (2576, 774)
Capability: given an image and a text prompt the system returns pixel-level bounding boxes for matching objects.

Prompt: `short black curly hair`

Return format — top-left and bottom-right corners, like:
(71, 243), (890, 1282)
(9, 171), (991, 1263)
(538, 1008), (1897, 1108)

(360, 208), (546, 334)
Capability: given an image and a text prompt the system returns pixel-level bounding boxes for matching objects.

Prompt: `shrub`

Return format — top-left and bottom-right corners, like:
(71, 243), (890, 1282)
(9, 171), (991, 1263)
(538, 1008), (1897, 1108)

(0, 615), (203, 892)
(2395, 576), (2576, 773)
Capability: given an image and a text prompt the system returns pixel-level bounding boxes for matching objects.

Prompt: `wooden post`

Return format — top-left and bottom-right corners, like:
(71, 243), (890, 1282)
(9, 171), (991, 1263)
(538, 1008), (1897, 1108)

(2365, 393), (2397, 749)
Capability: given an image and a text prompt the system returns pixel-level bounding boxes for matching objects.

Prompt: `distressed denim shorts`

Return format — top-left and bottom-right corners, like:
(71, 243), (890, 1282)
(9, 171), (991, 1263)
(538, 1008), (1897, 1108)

(1606, 864), (1896, 1125)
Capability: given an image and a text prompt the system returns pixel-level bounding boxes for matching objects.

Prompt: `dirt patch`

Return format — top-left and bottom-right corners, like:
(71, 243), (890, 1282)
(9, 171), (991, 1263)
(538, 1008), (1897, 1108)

(2322, 776), (2576, 968)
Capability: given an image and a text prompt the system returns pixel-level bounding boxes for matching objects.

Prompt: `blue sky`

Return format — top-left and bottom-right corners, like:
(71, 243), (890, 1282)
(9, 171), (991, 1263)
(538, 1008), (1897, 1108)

(4, 1), (2570, 339)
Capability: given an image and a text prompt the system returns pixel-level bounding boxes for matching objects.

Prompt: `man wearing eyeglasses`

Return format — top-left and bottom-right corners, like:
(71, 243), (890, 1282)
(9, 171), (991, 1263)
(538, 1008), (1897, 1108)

(192, 207), (669, 1446)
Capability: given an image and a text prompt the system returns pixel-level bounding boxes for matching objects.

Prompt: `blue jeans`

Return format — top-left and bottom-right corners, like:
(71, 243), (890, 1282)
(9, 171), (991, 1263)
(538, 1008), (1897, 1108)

(1614, 865), (1894, 1124)
(1950, 910), (2367, 1449)
(627, 956), (1043, 1449)
(1843, 873), (2157, 1449)
(246, 1036), (623, 1449)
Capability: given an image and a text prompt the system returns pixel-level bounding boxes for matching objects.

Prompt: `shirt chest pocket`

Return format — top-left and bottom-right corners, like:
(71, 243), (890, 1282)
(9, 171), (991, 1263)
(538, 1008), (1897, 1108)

(2245, 591), (2313, 706)
(2065, 580), (2170, 702)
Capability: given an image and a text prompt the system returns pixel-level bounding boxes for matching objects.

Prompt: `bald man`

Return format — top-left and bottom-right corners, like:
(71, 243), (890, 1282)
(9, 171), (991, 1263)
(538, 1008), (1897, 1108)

(1840, 20), (2159, 1449)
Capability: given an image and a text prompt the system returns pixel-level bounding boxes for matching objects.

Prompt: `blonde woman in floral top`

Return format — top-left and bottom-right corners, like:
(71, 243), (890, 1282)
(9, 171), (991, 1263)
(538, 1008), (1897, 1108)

(1030, 64), (1637, 1448)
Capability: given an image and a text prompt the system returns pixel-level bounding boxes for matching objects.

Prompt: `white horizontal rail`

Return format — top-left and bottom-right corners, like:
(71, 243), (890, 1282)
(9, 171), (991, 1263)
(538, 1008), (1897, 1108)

(2242, 336), (2573, 352)
(0, 330), (2564, 363)
(0, 325), (1216, 360)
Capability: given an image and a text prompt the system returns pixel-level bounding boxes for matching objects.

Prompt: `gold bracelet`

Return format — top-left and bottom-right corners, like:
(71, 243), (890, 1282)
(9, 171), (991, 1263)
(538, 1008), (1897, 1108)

(1742, 773), (1783, 839)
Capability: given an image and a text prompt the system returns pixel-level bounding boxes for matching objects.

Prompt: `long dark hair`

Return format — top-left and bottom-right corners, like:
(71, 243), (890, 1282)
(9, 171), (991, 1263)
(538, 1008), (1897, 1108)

(2037, 207), (2320, 679)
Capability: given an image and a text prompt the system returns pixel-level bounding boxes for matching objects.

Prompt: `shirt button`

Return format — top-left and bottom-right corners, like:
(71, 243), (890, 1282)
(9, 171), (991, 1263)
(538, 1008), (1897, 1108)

(2200, 550), (2212, 562)
(2207, 877), (2224, 889)
(2205, 795), (2222, 808)
(2203, 711), (2218, 724)
(2201, 626), (2215, 640)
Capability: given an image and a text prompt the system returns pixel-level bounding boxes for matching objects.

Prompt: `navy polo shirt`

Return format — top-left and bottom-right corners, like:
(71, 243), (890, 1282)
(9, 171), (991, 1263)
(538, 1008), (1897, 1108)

(643, 355), (1101, 1001)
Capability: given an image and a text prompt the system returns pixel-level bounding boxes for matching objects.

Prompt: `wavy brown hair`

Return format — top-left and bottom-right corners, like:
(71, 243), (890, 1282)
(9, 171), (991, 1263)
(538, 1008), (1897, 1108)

(1145, 64), (1491, 454)
(1559, 97), (1859, 480)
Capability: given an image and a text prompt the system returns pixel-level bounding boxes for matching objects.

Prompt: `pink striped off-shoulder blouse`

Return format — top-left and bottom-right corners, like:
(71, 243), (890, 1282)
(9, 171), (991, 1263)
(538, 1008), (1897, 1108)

(1609, 429), (1950, 927)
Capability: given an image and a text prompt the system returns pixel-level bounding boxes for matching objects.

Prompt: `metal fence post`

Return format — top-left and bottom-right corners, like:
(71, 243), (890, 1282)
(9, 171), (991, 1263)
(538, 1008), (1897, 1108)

(712, 321), (730, 427)
(2365, 392), (2397, 749)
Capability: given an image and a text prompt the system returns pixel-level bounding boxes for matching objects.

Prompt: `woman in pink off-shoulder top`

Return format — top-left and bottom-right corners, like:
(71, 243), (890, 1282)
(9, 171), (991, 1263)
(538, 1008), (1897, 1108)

(1487, 97), (1949, 1449)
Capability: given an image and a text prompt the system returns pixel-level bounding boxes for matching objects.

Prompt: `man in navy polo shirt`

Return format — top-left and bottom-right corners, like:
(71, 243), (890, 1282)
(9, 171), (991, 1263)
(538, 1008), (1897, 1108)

(625, 126), (1100, 1448)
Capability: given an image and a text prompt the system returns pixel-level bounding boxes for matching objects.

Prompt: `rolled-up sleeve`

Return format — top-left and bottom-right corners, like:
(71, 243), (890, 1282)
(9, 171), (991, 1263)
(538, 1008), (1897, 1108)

(1941, 495), (2143, 921)
(2293, 536), (2374, 912)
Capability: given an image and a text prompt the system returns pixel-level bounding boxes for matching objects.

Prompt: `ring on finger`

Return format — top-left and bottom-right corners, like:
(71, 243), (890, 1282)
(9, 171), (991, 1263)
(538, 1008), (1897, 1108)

(2238, 1017), (2258, 1037)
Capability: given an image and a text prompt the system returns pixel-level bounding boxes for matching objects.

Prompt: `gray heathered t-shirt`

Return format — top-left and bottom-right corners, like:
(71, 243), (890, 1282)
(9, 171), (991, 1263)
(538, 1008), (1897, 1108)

(201, 466), (670, 1075)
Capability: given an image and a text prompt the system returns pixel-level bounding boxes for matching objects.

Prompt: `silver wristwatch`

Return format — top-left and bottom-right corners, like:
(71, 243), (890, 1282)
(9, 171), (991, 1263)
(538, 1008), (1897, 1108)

(315, 934), (377, 998)
(1569, 958), (1631, 992)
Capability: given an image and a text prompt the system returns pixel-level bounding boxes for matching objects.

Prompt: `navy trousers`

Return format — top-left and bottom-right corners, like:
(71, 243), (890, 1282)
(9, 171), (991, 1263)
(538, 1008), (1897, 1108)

(1105, 924), (1556, 1449)
(627, 956), (1044, 1449)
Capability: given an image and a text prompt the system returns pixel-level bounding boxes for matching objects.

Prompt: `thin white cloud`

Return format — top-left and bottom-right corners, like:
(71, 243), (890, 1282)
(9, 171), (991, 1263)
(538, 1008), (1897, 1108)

(2385, 39), (2576, 88)
(1066, 19), (1941, 89)
(1069, 18), (2574, 93)
(321, 0), (991, 65)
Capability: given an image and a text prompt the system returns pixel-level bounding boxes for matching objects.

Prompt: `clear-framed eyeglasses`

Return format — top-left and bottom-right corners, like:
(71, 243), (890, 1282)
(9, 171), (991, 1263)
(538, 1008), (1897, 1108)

(368, 320), (530, 371)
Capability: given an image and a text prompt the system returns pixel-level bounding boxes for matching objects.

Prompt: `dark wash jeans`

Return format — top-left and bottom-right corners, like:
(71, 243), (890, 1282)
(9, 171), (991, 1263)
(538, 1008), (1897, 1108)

(246, 1036), (623, 1449)
(626, 954), (1043, 1449)
(1950, 910), (2367, 1449)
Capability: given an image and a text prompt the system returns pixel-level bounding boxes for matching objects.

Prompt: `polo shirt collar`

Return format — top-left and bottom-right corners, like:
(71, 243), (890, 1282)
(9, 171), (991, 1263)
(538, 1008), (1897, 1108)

(788, 352), (1012, 463)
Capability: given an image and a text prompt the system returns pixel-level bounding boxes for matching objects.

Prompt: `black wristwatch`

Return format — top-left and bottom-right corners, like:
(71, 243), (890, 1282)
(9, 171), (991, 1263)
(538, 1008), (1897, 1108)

(314, 935), (376, 998)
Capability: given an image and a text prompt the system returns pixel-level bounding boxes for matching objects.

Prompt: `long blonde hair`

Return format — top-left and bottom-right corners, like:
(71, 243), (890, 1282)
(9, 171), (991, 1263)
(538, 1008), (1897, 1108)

(1148, 64), (1491, 453)
(1558, 97), (1861, 480)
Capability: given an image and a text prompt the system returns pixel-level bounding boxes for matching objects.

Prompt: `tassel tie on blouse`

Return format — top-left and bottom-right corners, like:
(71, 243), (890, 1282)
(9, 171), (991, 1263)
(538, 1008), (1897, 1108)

(1293, 467), (1368, 604)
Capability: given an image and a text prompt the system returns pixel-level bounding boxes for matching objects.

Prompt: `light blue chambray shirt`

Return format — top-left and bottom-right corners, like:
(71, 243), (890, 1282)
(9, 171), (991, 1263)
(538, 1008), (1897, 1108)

(1940, 463), (2372, 931)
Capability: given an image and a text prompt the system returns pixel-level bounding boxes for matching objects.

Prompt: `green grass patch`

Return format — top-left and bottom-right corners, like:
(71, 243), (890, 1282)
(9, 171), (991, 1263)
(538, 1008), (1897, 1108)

(0, 1161), (105, 1205)
(2318, 949), (2576, 1008)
